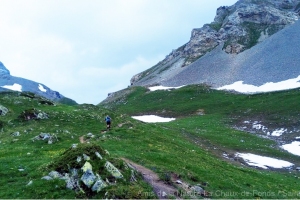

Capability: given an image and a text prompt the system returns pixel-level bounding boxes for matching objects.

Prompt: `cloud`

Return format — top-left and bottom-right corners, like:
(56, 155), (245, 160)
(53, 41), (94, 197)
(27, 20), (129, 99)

(0, 0), (238, 104)
(69, 55), (163, 104)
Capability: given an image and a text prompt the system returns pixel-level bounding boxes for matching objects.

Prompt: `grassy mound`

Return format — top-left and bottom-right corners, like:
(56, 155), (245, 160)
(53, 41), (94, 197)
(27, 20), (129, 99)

(45, 143), (153, 199)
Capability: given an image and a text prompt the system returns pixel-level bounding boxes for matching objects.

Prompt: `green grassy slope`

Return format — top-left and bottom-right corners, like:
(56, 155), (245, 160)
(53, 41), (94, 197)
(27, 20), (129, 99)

(99, 85), (300, 198)
(0, 86), (300, 199)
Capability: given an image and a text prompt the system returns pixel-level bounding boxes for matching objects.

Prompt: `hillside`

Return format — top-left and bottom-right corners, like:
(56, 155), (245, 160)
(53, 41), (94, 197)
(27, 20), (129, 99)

(1, 85), (300, 198)
(130, 0), (300, 89)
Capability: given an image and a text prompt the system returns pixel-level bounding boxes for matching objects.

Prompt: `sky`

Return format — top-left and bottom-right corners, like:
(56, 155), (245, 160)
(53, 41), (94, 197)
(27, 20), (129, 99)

(0, 0), (237, 104)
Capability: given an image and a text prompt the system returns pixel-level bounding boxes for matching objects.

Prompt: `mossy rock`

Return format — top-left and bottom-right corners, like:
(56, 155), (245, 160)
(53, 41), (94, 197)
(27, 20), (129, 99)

(46, 143), (153, 199)
(48, 143), (108, 173)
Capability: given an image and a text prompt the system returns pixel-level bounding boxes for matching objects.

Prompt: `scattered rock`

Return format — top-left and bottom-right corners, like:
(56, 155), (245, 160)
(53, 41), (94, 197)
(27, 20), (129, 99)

(95, 152), (103, 160)
(26, 180), (33, 186)
(32, 133), (58, 144)
(0, 105), (8, 116)
(41, 176), (53, 180)
(83, 154), (90, 161)
(191, 185), (204, 195)
(104, 161), (123, 179)
(104, 149), (110, 155)
(19, 108), (49, 121)
(81, 169), (96, 188)
(91, 174), (107, 192)
(49, 171), (63, 179)
(196, 109), (205, 116)
(81, 161), (93, 172)
(11, 131), (20, 137)
(86, 133), (94, 138)
(77, 156), (82, 163)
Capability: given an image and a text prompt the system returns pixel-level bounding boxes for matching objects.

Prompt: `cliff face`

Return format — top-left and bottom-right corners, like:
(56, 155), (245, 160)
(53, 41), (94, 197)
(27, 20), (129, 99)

(130, 0), (300, 87)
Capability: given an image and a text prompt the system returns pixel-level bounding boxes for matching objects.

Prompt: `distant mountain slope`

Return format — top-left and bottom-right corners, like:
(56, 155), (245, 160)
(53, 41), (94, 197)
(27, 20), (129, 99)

(0, 62), (77, 104)
(130, 0), (300, 89)
(161, 19), (300, 88)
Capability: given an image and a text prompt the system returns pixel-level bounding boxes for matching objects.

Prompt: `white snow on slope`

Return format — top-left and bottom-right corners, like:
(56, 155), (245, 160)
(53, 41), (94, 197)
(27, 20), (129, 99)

(249, 121), (287, 136)
(281, 141), (300, 156)
(38, 84), (47, 92)
(132, 115), (175, 123)
(148, 85), (185, 91)
(235, 153), (294, 169)
(271, 128), (287, 137)
(217, 75), (300, 93)
(1, 83), (22, 92)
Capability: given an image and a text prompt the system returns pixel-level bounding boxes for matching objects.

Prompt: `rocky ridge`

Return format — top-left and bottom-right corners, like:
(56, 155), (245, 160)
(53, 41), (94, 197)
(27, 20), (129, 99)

(130, 0), (300, 87)
(0, 62), (76, 103)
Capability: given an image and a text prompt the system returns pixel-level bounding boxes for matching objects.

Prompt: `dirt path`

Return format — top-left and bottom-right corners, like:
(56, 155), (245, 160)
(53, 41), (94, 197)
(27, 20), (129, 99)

(122, 158), (180, 199)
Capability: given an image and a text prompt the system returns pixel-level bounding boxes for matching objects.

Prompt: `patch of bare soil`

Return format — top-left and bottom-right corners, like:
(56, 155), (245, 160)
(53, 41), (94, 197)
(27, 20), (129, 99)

(122, 158), (209, 199)
(122, 158), (179, 199)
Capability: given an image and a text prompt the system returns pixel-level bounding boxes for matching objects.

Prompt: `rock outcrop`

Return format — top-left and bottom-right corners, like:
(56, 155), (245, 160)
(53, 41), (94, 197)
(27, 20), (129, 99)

(130, 0), (300, 87)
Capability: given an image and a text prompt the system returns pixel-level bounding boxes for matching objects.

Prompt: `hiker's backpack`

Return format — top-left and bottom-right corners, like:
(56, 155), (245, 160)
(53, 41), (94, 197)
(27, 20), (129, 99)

(106, 116), (111, 122)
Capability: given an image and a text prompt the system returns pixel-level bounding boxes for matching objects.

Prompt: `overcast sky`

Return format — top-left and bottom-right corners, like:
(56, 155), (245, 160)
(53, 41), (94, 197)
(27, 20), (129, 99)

(0, 0), (237, 104)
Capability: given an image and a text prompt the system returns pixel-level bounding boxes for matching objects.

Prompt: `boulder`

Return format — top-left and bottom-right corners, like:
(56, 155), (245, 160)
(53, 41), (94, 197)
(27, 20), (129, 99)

(104, 161), (123, 179)
(81, 161), (92, 172)
(81, 169), (96, 188)
(32, 133), (58, 144)
(49, 171), (63, 179)
(92, 174), (107, 192)
(0, 105), (8, 116)
(191, 185), (204, 195)
(37, 112), (49, 119)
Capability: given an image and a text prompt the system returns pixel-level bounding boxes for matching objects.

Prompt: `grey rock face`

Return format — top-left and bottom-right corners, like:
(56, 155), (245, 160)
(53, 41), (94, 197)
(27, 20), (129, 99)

(129, 0), (300, 87)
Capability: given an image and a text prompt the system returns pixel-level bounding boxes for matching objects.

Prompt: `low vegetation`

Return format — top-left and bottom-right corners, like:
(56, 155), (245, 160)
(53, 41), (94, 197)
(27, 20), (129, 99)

(1, 86), (300, 198)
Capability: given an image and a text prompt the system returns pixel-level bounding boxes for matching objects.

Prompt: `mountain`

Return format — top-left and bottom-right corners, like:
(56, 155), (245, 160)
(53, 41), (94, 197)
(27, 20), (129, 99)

(0, 62), (77, 104)
(130, 0), (300, 90)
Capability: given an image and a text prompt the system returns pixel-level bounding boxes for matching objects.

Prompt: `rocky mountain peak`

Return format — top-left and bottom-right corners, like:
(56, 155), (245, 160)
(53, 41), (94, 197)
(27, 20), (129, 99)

(0, 62), (10, 75)
(130, 0), (300, 86)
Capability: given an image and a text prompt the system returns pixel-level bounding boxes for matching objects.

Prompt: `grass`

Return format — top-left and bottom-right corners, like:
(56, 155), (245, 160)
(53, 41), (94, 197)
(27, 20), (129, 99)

(1, 87), (300, 198)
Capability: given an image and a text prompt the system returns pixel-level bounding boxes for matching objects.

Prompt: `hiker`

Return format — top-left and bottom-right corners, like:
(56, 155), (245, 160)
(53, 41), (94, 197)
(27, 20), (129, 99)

(104, 115), (111, 130)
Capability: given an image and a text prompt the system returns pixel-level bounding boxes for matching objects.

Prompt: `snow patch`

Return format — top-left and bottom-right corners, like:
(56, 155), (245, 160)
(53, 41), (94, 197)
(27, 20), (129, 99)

(148, 85), (185, 91)
(131, 115), (175, 123)
(281, 141), (300, 156)
(244, 121), (287, 137)
(271, 128), (287, 137)
(235, 153), (294, 169)
(1, 83), (22, 92)
(38, 84), (47, 92)
(217, 75), (300, 93)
